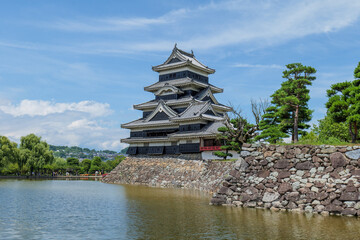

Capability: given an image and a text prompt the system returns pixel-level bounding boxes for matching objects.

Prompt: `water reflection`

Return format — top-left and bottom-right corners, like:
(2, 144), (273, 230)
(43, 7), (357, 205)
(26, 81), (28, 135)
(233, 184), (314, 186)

(1, 180), (360, 240)
(122, 185), (360, 240)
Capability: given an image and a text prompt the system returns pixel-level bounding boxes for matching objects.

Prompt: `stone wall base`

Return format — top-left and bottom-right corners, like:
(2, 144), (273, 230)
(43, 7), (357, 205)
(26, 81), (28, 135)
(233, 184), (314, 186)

(211, 144), (360, 217)
(103, 157), (235, 193)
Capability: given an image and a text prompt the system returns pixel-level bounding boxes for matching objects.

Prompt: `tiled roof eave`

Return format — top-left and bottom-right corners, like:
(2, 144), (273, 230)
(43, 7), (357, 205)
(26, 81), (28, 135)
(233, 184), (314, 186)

(152, 61), (215, 74)
(144, 79), (223, 93)
(171, 115), (224, 122)
(169, 133), (218, 139)
(121, 137), (169, 143)
(121, 121), (178, 129)
(212, 104), (232, 111)
(133, 98), (193, 110)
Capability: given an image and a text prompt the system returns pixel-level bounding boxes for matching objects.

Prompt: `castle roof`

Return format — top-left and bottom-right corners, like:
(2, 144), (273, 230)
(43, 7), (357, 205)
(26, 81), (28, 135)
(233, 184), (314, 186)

(169, 121), (225, 139)
(122, 121), (226, 143)
(144, 77), (223, 93)
(152, 44), (215, 74)
(123, 100), (225, 129)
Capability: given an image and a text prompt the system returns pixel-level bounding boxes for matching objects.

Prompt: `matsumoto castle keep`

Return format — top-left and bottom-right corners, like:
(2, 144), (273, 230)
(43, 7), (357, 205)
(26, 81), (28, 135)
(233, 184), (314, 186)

(122, 45), (232, 159)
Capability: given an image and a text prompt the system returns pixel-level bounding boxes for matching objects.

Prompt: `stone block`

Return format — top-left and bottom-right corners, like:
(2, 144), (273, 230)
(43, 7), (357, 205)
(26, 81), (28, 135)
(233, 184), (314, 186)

(316, 192), (328, 201)
(262, 192), (280, 203)
(218, 186), (230, 194)
(345, 149), (360, 160)
(274, 160), (289, 169)
(325, 204), (343, 213)
(341, 208), (356, 216)
(339, 191), (359, 201)
(330, 152), (348, 168)
(314, 205), (325, 212)
(276, 146), (286, 153)
(304, 205), (313, 213)
(229, 169), (241, 179)
(295, 161), (313, 170)
(264, 151), (274, 158)
(211, 196), (226, 205)
(321, 147), (336, 154)
(240, 151), (251, 157)
(278, 171), (290, 179)
(278, 182), (292, 194)
(258, 170), (270, 178)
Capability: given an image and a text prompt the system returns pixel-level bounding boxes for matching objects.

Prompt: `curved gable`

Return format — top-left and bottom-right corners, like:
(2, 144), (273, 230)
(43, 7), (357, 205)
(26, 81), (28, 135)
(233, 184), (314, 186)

(196, 87), (219, 104)
(145, 101), (177, 122)
(154, 85), (183, 96)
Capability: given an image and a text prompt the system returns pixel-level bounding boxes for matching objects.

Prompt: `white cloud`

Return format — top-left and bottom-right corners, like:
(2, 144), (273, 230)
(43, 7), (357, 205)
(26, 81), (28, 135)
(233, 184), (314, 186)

(2, 0), (356, 56)
(0, 99), (126, 151)
(67, 119), (103, 130)
(0, 99), (112, 117)
(5, 0), (360, 55)
(51, 9), (189, 32)
(233, 63), (282, 69)
(57, 0), (360, 52)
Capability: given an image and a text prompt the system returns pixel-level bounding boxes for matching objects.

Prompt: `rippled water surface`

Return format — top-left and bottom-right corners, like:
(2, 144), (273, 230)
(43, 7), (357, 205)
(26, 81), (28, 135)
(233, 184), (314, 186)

(1, 179), (360, 239)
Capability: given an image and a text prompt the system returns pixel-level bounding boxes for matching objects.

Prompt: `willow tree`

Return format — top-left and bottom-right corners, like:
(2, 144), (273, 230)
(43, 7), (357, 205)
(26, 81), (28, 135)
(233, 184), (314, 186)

(325, 62), (360, 143)
(0, 136), (19, 169)
(20, 134), (54, 175)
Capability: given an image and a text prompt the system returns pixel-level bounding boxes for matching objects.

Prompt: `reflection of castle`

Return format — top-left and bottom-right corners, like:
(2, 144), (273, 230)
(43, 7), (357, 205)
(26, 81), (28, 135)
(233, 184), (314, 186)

(122, 45), (231, 159)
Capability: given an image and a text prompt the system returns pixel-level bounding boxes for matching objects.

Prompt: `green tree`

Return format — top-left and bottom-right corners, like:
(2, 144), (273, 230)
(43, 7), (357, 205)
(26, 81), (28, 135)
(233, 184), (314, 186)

(66, 157), (80, 174)
(81, 159), (92, 173)
(326, 63), (360, 143)
(2, 163), (20, 175)
(89, 156), (102, 173)
(52, 158), (66, 173)
(106, 155), (125, 170)
(20, 134), (54, 175)
(0, 136), (19, 170)
(316, 116), (350, 143)
(255, 106), (288, 143)
(267, 63), (316, 143)
(66, 157), (79, 167)
(215, 100), (268, 160)
(214, 126), (234, 160)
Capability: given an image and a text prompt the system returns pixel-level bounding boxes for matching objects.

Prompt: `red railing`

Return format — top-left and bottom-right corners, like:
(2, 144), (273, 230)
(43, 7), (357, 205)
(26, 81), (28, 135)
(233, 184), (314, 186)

(200, 146), (221, 151)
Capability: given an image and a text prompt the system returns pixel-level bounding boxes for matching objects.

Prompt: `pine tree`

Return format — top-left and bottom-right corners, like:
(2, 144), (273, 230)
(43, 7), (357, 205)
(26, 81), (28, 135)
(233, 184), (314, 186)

(270, 63), (316, 143)
(255, 106), (288, 143)
(326, 62), (360, 143)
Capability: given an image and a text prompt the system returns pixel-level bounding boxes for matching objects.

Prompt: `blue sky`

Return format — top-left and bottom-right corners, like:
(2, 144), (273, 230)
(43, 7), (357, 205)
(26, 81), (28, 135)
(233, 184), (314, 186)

(1, 0), (360, 151)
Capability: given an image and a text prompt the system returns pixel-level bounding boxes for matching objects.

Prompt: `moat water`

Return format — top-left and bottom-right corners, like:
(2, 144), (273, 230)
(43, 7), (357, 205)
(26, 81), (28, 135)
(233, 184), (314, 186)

(0, 179), (360, 240)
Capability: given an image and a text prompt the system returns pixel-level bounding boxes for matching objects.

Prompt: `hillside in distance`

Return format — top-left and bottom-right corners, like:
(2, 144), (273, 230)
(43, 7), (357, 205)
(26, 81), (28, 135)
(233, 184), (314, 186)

(50, 145), (127, 160)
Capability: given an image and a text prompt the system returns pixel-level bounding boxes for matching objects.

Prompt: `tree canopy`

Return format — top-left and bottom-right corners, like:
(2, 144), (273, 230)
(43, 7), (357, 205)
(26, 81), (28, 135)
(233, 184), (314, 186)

(257, 63), (316, 143)
(0, 136), (19, 168)
(325, 62), (360, 143)
(215, 100), (268, 159)
(20, 134), (55, 174)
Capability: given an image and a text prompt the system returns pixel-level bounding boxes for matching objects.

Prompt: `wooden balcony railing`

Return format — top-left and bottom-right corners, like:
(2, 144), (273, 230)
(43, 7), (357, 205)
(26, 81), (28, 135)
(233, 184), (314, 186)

(200, 146), (221, 151)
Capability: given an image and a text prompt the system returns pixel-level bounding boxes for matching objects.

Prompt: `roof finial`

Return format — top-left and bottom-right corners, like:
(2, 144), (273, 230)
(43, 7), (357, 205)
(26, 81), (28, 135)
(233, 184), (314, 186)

(174, 43), (177, 49)
(191, 49), (194, 55)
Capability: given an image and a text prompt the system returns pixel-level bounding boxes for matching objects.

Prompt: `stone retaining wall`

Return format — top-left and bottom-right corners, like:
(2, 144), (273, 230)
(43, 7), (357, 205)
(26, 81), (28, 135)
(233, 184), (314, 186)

(211, 144), (360, 217)
(102, 157), (234, 193)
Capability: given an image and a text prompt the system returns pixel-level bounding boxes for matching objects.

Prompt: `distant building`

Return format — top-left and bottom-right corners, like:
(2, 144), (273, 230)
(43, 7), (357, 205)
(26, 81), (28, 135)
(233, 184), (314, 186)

(122, 45), (232, 159)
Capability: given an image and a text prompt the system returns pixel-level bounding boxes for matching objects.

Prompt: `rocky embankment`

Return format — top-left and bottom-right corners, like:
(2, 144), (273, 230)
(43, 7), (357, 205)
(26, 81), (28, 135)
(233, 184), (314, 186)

(103, 157), (234, 193)
(211, 144), (360, 217)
